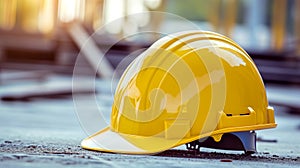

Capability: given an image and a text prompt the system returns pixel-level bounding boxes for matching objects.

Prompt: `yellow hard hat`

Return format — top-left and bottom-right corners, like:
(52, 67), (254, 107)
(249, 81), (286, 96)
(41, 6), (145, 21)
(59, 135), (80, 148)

(81, 31), (277, 154)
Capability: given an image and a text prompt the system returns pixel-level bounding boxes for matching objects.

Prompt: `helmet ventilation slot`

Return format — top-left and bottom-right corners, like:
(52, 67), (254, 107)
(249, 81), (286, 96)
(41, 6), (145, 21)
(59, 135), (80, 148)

(226, 113), (250, 117)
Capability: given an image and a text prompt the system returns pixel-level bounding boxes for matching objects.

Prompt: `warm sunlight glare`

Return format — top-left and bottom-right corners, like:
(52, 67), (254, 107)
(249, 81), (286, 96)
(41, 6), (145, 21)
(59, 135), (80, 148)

(0, 0), (17, 30)
(38, 0), (55, 33)
(58, 0), (83, 22)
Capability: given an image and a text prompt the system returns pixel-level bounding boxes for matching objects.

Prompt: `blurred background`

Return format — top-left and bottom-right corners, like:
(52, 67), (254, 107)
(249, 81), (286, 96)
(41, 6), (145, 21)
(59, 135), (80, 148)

(0, 1), (299, 162)
(0, 0), (299, 119)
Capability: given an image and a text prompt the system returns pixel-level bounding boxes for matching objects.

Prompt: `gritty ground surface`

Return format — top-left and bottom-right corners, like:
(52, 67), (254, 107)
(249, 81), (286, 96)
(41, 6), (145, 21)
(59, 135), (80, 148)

(0, 75), (300, 167)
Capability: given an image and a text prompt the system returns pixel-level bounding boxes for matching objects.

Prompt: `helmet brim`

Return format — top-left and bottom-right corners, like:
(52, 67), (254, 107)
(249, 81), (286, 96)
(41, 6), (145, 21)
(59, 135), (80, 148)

(81, 127), (191, 155)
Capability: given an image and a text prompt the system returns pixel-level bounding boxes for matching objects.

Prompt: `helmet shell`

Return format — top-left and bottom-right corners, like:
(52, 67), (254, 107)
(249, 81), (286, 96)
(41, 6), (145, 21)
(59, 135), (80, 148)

(82, 31), (276, 154)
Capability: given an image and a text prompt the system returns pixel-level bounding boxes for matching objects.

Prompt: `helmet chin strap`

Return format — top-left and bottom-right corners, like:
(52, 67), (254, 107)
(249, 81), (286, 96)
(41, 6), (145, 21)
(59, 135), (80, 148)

(186, 131), (256, 155)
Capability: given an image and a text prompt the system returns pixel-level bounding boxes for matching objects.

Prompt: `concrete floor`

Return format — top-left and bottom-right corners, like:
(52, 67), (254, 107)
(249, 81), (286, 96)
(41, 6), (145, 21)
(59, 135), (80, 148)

(0, 76), (299, 167)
